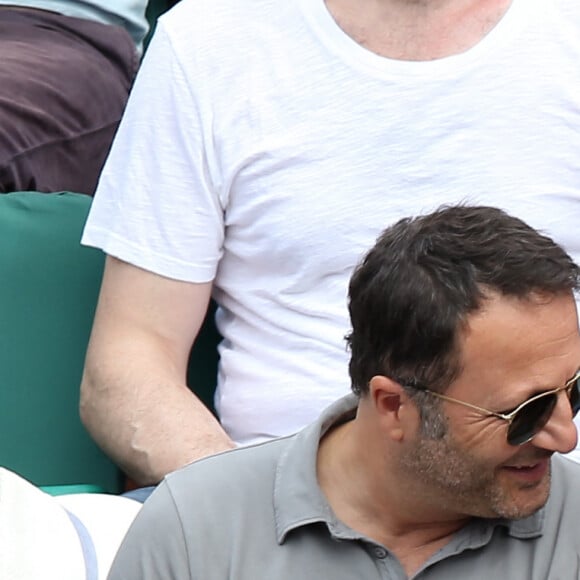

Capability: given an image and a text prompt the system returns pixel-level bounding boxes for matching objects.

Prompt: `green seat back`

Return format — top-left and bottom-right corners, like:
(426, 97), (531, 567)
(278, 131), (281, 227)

(144, 0), (172, 51)
(0, 191), (221, 492)
(187, 299), (220, 416)
(0, 192), (122, 492)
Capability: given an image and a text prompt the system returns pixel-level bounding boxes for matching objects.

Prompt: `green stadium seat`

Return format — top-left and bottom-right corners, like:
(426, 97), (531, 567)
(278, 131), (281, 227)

(0, 190), (221, 493)
(0, 191), (121, 493)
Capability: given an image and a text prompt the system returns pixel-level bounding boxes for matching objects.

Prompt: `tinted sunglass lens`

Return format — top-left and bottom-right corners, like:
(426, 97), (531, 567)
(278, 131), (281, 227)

(507, 395), (557, 446)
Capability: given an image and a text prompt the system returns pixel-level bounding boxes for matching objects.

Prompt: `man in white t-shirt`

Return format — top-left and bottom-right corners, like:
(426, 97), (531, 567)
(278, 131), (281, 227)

(0, 1), (150, 195)
(81, 0), (580, 488)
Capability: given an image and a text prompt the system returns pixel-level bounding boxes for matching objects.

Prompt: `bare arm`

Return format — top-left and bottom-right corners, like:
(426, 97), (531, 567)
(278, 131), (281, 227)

(80, 256), (234, 485)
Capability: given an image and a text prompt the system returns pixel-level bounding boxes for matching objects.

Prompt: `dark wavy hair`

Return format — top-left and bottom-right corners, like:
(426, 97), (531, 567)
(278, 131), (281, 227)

(347, 205), (580, 397)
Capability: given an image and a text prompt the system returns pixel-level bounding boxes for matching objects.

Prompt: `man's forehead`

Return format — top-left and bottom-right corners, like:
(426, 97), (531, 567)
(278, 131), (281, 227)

(461, 291), (578, 339)
(452, 293), (580, 397)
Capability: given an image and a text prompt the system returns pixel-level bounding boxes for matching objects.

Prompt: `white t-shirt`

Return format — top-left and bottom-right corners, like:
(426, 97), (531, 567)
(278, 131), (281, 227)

(83, 0), (580, 447)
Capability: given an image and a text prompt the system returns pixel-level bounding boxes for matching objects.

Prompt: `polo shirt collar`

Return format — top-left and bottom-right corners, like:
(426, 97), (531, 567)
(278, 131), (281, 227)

(273, 394), (546, 545)
(274, 394), (359, 544)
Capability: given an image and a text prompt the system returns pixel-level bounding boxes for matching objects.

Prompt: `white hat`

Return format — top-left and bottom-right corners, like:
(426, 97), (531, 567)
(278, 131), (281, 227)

(0, 468), (141, 580)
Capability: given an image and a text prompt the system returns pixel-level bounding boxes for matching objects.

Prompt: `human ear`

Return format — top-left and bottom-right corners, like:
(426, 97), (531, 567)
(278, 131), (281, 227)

(368, 375), (406, 441)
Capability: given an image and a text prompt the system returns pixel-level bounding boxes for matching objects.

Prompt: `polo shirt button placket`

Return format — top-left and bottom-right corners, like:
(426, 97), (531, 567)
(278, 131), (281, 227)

(373, 546), (388, 559)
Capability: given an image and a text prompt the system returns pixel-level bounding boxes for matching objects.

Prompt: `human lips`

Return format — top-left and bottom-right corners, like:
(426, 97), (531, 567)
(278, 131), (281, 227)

(501, 457), (550, 482)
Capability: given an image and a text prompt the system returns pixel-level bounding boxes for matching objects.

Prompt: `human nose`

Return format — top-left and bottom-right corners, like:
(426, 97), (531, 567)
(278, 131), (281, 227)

(531, 391), (578, 454)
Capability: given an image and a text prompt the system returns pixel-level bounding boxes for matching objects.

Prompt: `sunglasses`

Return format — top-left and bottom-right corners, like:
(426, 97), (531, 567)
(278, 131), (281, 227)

(404, 370), (580, 446)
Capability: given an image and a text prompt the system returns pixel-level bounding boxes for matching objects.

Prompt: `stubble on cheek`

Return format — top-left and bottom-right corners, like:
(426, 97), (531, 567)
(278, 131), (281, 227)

(398, 434), (551, 520)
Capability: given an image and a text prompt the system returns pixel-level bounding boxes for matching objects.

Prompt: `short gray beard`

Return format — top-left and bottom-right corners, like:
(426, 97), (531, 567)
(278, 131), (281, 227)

(399, 423), (551, 520)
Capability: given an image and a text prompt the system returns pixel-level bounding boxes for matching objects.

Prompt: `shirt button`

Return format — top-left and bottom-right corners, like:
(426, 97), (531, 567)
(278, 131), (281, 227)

(373, 547), (387, 559)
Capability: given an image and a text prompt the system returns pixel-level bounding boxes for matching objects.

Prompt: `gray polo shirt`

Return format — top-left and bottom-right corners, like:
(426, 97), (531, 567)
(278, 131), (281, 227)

(108, 395), (580, 579)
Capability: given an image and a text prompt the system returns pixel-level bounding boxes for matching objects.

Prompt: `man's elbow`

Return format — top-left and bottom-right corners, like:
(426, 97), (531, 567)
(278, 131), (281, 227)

(79, 368), (102, 435)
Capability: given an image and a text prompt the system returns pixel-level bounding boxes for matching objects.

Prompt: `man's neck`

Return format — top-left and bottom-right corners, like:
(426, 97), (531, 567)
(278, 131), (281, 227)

(317, 419), (469, 577)
(324, 0), (514, 60)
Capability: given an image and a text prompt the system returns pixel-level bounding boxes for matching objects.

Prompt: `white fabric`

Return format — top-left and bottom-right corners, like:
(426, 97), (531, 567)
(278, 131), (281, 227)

(83, 0), (580, 450)
(0, 0), (149, 50)
(0, 468), (141, 580)
(55, 494), (142, 579)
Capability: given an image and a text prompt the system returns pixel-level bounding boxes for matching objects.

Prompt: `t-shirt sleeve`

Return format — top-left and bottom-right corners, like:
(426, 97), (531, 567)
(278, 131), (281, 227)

(82, 22), (224, 283)
(107, 481), (191, 579)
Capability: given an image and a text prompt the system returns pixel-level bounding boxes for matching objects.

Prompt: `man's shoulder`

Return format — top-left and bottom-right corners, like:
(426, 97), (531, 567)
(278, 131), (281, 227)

(152, 0), (300, 86)
(543, 455), (580, 532)
(151, 436), (295, 553)
(164, 435), (292, 504)
(551, 454), (580, 498)
(161, 0), (290, 39)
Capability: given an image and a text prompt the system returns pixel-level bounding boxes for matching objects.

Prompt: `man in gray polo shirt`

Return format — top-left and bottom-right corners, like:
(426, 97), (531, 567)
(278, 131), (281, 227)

(108, 205), (580, 580)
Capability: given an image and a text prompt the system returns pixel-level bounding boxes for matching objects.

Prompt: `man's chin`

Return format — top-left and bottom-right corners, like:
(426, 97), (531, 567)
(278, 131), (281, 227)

(491, 461), (552, 519)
